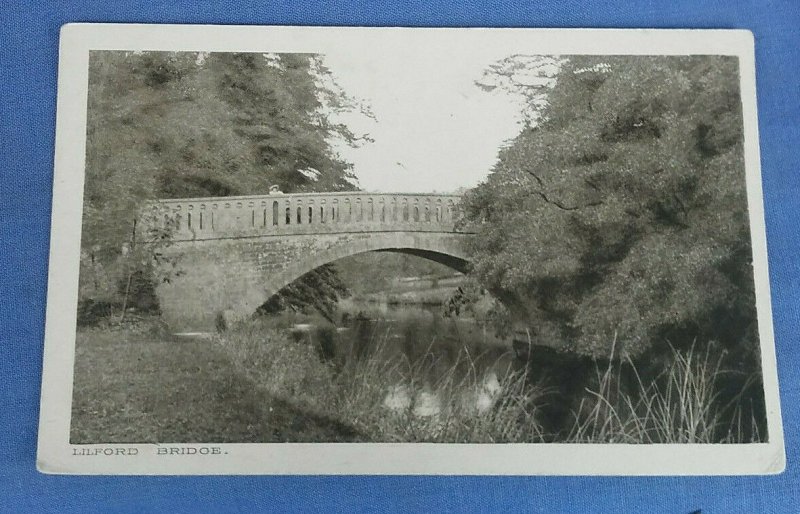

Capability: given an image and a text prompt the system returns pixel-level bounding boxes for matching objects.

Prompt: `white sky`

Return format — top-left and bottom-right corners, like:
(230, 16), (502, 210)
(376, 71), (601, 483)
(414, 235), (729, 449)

(321, 49), (528, 193)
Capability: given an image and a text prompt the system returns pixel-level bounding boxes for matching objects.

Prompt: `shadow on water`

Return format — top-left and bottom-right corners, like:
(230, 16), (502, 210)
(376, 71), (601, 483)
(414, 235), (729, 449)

(269, 294), (766, 443)
(300, 304), (518, 388)
(281, 301), (530, 428)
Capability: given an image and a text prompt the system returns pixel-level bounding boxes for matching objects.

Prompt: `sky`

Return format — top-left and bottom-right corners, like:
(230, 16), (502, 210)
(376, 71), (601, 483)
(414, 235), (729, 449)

(320, 48), (530, 193)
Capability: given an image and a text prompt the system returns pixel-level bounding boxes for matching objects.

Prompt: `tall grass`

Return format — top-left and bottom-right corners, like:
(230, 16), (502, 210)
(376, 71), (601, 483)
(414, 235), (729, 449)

(568, 337), (763, 443)
(216, 319), (763, 444)
(330, 323), (548, 443)
(216, 317), (548, 443)
(214, 319), (336, 414)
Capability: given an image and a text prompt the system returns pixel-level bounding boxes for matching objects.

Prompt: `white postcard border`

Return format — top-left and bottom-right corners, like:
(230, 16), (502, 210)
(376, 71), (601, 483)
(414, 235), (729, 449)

(37, 24), (785, 475)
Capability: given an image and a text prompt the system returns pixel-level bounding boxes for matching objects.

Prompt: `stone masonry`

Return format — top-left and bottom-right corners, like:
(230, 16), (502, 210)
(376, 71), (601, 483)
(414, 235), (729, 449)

(149, 192), (473, 330)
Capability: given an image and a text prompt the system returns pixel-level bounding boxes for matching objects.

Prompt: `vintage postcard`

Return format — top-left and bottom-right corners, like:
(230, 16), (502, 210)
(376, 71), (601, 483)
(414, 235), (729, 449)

(38, 24), (784, 474)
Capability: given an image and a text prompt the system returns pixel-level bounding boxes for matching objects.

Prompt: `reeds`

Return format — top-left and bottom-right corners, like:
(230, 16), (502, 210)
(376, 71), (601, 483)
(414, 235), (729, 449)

(216, 319), (763, 444)
(567, 337), (762, 443)
(331, 324), (548, 442)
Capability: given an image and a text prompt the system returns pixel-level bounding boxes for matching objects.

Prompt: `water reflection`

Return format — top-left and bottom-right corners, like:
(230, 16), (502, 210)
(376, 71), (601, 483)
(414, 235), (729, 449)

(295, 298), (520, 419)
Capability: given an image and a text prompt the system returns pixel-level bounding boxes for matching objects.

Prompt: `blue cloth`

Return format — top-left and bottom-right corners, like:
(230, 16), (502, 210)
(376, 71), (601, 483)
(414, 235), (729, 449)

(2, 1), (799, 512)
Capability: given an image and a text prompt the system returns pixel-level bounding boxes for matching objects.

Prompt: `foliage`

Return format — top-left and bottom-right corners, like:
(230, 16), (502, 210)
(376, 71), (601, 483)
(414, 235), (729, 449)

(474, 54), (563, 124)
(257, 263), (349, 323)
(212, 316), (761, 443)
(72, 315), (763, 444)
(569, 340), (763, 443)
(215, 320), (338, 414)
(217, 316), (546, 443)
(463, 55), (759, 362)
(80, 51), (367, 317)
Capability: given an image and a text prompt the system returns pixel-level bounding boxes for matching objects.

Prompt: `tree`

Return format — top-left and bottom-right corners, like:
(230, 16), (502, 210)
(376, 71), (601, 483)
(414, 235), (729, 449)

(474, 54), (563, 125)
(80, 51), (368, 320)
(463, 55), (758, 363)
(257, 264), (349, 323)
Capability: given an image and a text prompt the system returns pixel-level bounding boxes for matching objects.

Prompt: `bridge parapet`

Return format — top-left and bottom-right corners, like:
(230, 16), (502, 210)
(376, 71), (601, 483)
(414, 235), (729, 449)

(147, 192), (464, 241)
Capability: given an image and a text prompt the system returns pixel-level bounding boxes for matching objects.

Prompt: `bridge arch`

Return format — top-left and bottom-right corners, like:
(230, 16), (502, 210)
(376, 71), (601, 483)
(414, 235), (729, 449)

(265, 231), (470, 303)
(156, 230), (472, 331)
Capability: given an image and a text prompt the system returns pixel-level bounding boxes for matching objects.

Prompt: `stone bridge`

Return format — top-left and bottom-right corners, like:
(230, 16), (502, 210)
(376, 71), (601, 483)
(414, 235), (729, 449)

(148, 192), (474, 330)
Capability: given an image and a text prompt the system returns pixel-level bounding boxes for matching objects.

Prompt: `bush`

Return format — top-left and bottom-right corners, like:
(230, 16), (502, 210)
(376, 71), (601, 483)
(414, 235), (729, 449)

(76, 299), (117, 327)
(116, 270), (161, 314)
(214, 316), (548, 443)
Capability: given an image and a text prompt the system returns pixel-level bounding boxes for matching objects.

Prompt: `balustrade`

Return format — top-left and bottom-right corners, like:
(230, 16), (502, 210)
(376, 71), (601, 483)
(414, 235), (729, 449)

(147, 192), (463, 240)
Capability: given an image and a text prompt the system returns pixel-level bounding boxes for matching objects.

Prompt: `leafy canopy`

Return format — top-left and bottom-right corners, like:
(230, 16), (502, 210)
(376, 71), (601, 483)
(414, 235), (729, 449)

(81, 51), (367, 317)
(462, 55), (757, 359)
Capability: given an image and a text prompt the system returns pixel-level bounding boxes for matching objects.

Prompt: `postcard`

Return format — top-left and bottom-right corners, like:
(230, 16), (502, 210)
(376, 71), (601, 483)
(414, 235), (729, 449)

(37, 24), (784, 474)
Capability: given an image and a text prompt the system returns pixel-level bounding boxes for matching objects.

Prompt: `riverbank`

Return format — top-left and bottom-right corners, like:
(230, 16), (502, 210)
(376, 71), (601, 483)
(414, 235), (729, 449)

(71, 314), (765, 444)
(215, 316), (541, 443)
(70, 326), (363, 443)
(70, 315), (539, 444)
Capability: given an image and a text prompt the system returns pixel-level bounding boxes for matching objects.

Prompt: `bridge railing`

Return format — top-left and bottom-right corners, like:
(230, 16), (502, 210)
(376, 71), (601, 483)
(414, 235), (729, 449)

(145, 192), (465, 240)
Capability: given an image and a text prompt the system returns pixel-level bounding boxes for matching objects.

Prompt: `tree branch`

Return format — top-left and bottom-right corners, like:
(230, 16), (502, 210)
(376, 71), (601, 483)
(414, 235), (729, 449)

(521, 168), (603, 211)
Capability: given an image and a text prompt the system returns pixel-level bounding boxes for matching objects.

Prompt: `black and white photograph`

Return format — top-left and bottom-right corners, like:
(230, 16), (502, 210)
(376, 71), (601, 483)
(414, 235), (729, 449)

(37, 25), (784, 475)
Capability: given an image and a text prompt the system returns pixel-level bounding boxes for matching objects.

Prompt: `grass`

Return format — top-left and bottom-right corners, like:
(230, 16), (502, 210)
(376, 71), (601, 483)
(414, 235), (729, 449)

(70, 323), (363, 444)
(215, 317), (545, 443)
(322, 324), (546, 443)
(71, 317), (765, 444)
(567, 338), (764, 444)
(216, 320), (764, 443)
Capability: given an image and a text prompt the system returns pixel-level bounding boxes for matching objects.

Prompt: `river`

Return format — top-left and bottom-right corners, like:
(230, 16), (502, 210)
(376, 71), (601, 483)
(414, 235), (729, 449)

(291, 296), (522, 418)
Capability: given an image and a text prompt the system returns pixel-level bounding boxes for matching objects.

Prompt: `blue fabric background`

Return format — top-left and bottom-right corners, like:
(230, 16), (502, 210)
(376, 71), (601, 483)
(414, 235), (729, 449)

(2, 1), (798, 512)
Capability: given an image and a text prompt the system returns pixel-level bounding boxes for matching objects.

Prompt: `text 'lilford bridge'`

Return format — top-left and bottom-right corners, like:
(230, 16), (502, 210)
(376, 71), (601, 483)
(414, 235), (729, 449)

(149, 192), (474, 330)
